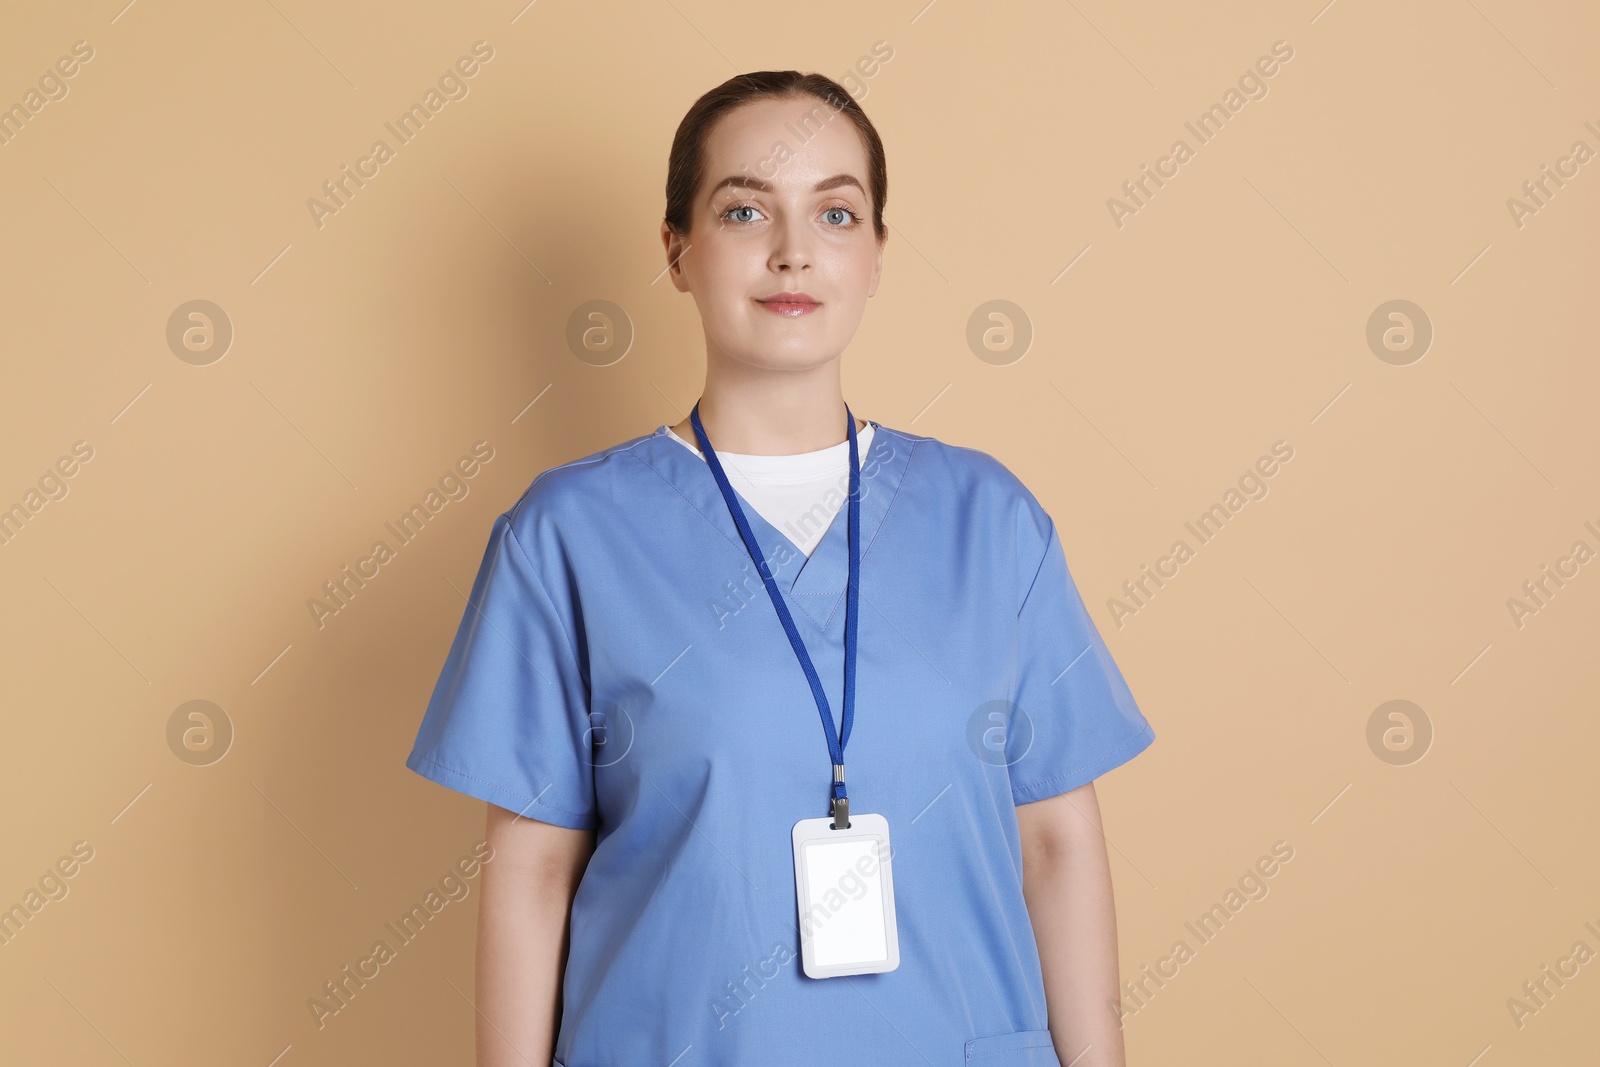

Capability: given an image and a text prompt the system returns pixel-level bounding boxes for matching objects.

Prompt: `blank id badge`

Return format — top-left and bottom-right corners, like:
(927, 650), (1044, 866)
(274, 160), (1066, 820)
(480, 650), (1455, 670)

(791, 813), (900, 978)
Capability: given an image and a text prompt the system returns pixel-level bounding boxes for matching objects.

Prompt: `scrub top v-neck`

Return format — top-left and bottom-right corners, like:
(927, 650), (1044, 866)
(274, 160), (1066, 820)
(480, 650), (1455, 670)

(405, 421), (1156, 1067)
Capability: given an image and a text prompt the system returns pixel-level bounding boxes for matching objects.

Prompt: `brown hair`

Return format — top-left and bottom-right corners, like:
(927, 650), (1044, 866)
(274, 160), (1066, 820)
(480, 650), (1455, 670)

(663, 71), (887, 243)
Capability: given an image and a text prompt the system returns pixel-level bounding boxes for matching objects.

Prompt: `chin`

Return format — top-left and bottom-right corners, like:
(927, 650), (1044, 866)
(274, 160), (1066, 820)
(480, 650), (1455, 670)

(726, 342), (839, 372)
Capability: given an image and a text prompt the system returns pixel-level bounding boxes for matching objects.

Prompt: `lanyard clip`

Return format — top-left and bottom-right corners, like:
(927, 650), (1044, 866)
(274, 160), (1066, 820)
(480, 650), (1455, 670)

(831, 763), (849, 829)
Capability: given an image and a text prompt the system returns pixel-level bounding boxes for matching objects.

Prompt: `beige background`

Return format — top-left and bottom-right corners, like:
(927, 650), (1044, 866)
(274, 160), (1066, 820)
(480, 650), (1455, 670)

(2, 0), (1597, 1063)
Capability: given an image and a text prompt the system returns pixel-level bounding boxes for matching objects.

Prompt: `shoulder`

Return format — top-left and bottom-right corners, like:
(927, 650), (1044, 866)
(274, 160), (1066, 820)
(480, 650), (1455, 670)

(881, 425), (1026, 489)
(493, 427), (662, 554)
(877, 424), (1053, 548)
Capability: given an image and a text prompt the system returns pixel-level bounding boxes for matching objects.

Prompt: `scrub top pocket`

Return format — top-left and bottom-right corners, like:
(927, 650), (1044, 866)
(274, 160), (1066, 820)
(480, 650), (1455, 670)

(964, 1028), (1062, 1066)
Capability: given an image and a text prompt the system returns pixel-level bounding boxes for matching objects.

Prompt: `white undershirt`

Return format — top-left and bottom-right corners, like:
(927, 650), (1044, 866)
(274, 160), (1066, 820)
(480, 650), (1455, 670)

(667, 422), (876, 557)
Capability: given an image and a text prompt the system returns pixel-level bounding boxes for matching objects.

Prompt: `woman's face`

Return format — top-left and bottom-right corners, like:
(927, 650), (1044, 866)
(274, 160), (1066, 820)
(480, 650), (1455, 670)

(663, 95), (885, 374)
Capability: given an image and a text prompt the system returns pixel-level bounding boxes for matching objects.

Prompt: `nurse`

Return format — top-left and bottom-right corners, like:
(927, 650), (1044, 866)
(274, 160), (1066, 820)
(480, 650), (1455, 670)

(406, 70), (1155, 1067)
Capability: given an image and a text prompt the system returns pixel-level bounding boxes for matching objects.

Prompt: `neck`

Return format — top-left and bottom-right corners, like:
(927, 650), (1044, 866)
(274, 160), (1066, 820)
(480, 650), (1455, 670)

(671, 359), (864, 455)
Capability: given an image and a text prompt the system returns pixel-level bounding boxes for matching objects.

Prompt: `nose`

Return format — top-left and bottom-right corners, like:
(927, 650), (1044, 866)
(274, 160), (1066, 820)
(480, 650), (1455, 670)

(767, 207), (814, 274)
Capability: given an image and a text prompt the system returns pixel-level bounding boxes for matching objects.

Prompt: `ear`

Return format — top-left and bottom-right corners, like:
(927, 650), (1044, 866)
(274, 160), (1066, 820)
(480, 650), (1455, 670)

(661, 220), (691, 294)
(865, 229), (887, 298)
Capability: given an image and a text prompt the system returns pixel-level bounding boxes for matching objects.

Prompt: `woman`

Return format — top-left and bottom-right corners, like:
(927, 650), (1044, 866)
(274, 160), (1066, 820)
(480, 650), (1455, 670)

(406, 71), (1155, 1067)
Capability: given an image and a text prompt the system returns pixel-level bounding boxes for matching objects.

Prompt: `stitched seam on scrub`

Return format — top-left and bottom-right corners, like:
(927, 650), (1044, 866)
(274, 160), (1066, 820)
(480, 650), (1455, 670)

(1016, 514), (1057, 618)
(1009, 718), (1154, 797)
(627, 450), (753, 557)
(637, 423), (897, 566)
(503, 434), (660, 686)
(666, 425), (879, 484)
(410, 754), (594, 821)
(519, 433), (660, 496)
(813, 436), (921, 630)
(933, 433), (1053, 617)
(968, 1036), (1053, 1060)
(498, 517), (586, 683)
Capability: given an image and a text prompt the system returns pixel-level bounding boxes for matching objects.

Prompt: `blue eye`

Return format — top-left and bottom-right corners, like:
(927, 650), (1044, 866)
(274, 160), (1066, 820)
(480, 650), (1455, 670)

(718, 202), (863, 227)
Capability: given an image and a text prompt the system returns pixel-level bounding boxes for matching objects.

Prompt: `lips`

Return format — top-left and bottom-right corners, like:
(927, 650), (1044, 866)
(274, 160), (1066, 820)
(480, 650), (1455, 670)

(756, 291), (821, 317)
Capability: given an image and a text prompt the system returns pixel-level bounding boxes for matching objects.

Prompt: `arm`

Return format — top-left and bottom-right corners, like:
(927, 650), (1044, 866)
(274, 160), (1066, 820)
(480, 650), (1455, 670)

(1017, 781), (1126, 1067)
(476, 801), (596, 1067)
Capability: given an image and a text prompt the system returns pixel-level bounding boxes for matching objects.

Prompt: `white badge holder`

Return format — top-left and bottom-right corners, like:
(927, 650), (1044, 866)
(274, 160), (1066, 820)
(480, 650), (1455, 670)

(791, 812), (900, 978)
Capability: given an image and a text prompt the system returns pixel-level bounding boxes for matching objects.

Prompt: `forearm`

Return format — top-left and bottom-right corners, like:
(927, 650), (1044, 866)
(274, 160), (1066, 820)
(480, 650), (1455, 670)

(475, 806), (594, 1067)
(476, 863), (573, 1066)
(1019, 789), (1127, 1067)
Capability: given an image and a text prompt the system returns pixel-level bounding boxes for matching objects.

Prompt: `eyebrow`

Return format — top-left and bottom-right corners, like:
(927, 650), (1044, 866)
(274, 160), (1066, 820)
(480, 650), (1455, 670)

(706, 173), (866, 199)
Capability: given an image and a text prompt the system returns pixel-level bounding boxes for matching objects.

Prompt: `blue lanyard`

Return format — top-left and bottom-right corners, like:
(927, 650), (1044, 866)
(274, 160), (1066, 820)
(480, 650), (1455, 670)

(690, 401), (861, 830)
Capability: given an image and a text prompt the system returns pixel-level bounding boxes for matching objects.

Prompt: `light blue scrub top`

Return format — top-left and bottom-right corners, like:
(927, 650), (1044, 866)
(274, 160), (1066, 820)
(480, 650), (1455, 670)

(406, 421), (1156, 1067)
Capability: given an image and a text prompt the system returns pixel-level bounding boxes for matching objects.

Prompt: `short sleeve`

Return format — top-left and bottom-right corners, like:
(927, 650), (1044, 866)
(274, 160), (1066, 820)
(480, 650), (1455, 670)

(1006, 513), (1155, 805)
(405, 510), (598, 830)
